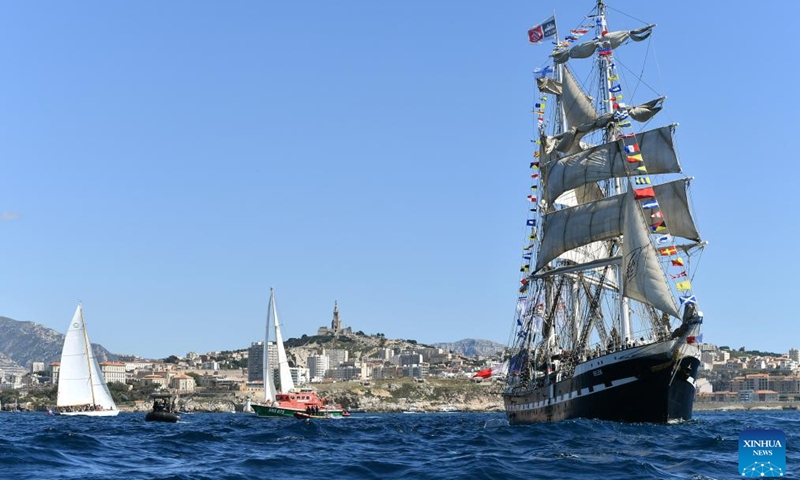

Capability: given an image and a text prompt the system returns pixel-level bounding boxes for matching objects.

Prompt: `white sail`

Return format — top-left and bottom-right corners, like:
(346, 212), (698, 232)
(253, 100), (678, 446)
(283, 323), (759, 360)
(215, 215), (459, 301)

(56, 304), (118, 416)
(269, 288), (295, 394)
(536, 179), (702, 270)
(263, 290), (276, 403)
(544, 98), (664, 155)
(561, 65), (599, 130)
(545, 126), (681, 203)
(621, 192), (680, 317)
(537, 194), (624, 271)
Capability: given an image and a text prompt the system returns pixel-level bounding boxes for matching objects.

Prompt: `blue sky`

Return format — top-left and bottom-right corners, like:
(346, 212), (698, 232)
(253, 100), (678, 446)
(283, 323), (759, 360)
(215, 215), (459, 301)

(0, 1), (797, 359)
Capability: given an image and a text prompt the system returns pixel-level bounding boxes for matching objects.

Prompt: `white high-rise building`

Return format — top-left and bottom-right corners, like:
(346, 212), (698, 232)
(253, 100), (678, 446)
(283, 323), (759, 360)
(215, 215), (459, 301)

(324, 349), (349, 368)
(308, 355), (330, 381)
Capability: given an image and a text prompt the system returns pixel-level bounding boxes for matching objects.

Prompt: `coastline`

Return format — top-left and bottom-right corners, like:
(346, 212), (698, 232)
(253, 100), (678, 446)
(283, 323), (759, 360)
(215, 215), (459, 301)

(693, 402), (799, 412)
(109, 376), (800, 415)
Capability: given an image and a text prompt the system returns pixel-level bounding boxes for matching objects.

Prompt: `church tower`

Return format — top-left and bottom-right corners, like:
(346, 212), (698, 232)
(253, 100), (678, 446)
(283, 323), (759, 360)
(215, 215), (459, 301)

(331, 300), (341, 333)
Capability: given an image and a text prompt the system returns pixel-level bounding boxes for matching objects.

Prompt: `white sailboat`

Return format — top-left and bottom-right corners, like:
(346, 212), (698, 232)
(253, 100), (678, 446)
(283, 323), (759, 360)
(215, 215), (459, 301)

(263, 286), (295, 403)
(251, 288), (345, 418)
(56, 303), (119, 417)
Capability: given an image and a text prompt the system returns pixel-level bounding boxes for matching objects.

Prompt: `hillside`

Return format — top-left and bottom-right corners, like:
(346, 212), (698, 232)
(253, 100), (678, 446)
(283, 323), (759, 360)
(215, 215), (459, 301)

(314, 377), (503, 412)
(0, 316), (117, 371)
(284, 333), (433, 367)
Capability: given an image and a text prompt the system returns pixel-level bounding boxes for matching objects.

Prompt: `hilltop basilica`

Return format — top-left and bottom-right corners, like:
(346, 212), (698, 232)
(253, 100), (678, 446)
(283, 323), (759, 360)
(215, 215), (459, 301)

(316, 301), (352, 337)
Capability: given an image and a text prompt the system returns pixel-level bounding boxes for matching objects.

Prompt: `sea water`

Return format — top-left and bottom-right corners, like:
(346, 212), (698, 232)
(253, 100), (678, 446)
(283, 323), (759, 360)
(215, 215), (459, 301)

(1, 410), (797, 479)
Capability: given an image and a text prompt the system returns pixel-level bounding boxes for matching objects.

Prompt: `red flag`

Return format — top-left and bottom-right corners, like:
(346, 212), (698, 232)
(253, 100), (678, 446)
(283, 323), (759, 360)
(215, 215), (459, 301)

(634, 187), (656, 200)
(473, 362), (508, 379)
(659, 246), (677, 256)
(672, 258), (685, 267)
(527, 17), (556, 44)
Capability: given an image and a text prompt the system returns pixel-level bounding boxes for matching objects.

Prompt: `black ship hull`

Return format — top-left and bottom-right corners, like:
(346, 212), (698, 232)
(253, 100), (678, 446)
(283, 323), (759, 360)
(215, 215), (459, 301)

(145, 410), (181, 423)
(503, 342), (700, 424)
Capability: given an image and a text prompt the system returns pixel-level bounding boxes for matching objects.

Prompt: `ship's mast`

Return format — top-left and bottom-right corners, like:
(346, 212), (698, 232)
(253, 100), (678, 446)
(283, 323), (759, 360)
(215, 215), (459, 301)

(595, 0), (631, 347)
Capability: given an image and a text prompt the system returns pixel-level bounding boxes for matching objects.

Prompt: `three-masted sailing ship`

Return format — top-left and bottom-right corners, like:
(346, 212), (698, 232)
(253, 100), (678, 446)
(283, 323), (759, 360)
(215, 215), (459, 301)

(503, 1), (706, 424)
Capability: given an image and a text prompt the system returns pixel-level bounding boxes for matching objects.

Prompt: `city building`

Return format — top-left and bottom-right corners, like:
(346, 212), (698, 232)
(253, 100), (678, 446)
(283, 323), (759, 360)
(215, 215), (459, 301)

(393, 352), (423, 367)
(402, 363), (429, 379)
(308, 354), (330, 381)
(289, 367), (309, 386)
(247, 341), (277, 382)
(247, 341), (263, 382)
(169, 373), (196, 392)
(324, 349), (349, 368)
(330, 363), (363, 381)
(141, 374), (169, 388)
(379, 348), (394, 361)
(789, 348), (799, 363)
(99, 361), (126, 384)
(49, 362), (60, 385)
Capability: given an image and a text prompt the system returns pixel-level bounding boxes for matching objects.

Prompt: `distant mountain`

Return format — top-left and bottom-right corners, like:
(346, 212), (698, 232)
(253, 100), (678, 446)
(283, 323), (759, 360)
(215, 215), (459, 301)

(432, 339), (505, 357)
(0, 316), (117, 372)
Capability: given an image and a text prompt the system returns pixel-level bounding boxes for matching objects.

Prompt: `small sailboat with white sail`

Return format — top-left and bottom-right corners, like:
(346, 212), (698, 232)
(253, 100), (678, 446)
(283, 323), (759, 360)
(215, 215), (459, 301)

(56, 303), (119, 417)
(250, 288), (346, 419)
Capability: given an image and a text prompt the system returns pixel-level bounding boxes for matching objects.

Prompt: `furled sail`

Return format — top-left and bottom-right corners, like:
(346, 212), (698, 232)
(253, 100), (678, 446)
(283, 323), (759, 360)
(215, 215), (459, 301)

(621, 192), (680, 317)
(545, 125), (681, 203)
(552, 25), (655, 64)
(536, 179), (701, 270)
(544, 98), (664, 154)
(537, 77), (562, 95)
(561, 66), (598, 130)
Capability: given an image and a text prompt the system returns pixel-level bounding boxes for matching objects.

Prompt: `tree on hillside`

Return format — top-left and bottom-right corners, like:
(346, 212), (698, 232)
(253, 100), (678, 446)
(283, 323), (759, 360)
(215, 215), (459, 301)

(0, 389), (20, 407)
(186, 372), (202, 387)
(108, 382), (159, 404)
